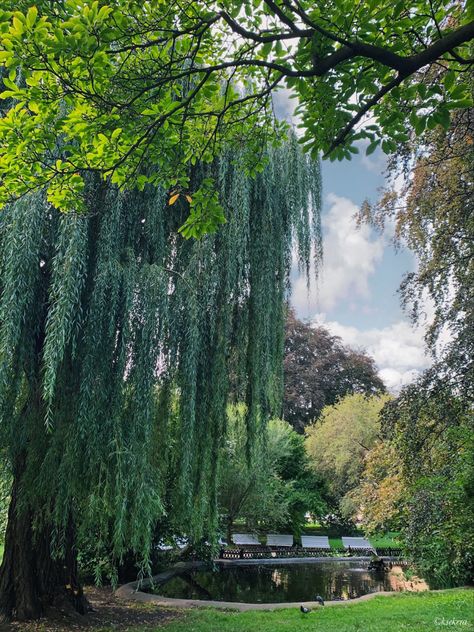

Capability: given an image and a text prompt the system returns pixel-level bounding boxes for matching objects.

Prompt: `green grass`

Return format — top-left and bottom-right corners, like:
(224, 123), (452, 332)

(301, 526), (400, 549)
(134, 589), (473, 632)
(369, 532), (401, 548)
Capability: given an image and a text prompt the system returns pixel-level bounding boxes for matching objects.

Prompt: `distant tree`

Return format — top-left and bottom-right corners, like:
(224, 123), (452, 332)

(284, 312), (385, 432)
(218, 408), (291, 542)
(269, 418), (327, 536)
(345, 441), (404, 534)
(305, 393), (390, 514)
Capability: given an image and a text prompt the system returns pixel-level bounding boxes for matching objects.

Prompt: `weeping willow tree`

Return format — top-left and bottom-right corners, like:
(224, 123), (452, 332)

(0, 135), (321, 620)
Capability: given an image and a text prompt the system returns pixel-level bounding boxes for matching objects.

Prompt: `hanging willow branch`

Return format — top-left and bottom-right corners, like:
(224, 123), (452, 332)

(0, 133), (321, 574)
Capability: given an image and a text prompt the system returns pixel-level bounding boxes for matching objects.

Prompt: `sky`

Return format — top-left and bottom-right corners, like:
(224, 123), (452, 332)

(275, 90), (432, 392)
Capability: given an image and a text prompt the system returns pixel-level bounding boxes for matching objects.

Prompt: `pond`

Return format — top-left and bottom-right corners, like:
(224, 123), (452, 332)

(148, 560), (401, 603)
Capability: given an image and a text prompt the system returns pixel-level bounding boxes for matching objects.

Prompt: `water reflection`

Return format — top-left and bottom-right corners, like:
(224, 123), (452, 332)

(152, 561), (401, 603)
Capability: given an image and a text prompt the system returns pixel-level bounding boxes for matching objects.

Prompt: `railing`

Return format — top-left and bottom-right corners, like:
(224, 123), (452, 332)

(219, 546), (403, 560)
(375, 547), (403, 557)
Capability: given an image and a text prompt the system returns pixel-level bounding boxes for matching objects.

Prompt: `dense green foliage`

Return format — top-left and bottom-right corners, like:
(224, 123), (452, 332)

(380, 383), (474, 588)
(284, 312), (385, 432)
(218, 408), (291, 540)
(134, 590), (473, 632)
(218, 408), (325, 539)
(349, 441), (404, 535)
(0, 137), (321, 617)
(0, 1), (472, 217)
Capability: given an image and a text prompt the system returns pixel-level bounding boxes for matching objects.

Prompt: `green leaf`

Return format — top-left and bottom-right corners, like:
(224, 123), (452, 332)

(261, 41), (272, 57)
(26, 6), (38, 28)
(447, 98), (473, 110)
(434, 107), (450, 130)
(443, 71), (455, 91)
(413, 116), (426, 135)
(366, 140), (379, 156)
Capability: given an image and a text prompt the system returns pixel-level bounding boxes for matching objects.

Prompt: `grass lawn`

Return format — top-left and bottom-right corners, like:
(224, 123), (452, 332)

(139, 589), (473, 632)
(370, 532), (401, 548)
(302, 526), (400, 549)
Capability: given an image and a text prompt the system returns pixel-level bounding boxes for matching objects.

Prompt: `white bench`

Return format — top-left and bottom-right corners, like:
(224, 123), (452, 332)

(342, 537), (374, 550)
(231, 533), (260, 546)
(301, 535), (330, 549)
(266, 534), (294, 547)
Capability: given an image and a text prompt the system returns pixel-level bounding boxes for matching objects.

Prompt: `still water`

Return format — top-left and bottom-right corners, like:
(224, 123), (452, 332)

(150, 560), (398, 602)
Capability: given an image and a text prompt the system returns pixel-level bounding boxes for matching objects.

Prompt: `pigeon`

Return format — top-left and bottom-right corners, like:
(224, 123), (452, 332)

(300, 605), (311, 613)
(315, 595), (325, 606)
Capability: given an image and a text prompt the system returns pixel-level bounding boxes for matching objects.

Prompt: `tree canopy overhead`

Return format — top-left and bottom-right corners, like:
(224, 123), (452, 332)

(0, 1), (473, 225)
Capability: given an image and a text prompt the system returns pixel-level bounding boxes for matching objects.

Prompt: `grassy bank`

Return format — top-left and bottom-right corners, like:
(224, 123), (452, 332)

(302, 526), (400, 549)
(229, 524), (401, 549)
(145, 589), (473, 632)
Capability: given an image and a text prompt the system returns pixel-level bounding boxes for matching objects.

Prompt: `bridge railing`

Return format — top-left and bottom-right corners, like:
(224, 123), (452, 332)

(218, 546), (403, 559)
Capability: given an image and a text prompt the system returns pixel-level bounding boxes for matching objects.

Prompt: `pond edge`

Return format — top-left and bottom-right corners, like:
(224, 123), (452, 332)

(115, 557), (407, 611)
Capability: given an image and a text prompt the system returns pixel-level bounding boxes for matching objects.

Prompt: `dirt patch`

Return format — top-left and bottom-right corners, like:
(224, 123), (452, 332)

(0, 586), (182, 632)
(388, 566), (429, 592)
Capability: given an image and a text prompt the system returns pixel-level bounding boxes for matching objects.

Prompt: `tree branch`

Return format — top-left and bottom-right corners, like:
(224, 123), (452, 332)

(324, 73), (406, 157)
(262, 0), (304, 34)
(402, 19), (474, 74)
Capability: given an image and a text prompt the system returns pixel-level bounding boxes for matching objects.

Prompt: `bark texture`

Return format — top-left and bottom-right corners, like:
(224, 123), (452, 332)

(0, 456), (90, 621)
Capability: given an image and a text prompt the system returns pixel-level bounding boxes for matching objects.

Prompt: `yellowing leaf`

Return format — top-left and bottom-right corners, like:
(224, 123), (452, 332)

(185, 195), (192, 203)
(168, 193), (180, 205)
(26, 6), (38, 28)
(12, 16), (24, 35)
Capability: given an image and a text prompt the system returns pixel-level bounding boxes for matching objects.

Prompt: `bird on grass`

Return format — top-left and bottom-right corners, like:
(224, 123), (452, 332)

(315, 595), (325, 606)
(300, 605), (311, 613)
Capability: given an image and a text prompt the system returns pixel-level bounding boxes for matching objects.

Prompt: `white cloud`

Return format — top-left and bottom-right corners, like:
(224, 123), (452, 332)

(272, 87), (299, 124)
(312, 316), (431, 393)
(292, 193), (385, 313)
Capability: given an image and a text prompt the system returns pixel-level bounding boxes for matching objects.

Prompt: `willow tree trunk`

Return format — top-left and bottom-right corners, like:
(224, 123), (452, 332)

(0, 454), (90, 621)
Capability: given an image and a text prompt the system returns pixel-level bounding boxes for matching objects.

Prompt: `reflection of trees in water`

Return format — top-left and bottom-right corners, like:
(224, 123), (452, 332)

(271, 569), (290, 590)
(179, 573), (213, 600)
(156, 562), (395, 602)
(271, 569), (282, 587)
